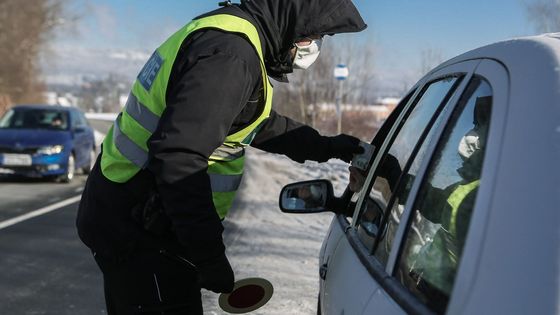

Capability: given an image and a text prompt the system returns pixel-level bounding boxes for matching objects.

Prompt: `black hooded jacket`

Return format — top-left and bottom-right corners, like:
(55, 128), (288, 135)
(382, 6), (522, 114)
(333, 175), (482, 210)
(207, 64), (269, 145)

(76, 0), (366, 263)
(240, 0), (367, 79)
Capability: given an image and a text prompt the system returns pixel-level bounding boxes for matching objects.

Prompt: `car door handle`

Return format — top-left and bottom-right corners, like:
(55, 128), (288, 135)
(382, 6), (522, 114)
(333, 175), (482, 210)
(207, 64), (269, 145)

(320, 263), (328, 280)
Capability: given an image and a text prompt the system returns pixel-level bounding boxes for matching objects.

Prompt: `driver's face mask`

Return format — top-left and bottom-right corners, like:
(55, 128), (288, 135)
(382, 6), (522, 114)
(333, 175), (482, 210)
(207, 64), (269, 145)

(458, 129), (482, 160)
(292, 38), (323, 70)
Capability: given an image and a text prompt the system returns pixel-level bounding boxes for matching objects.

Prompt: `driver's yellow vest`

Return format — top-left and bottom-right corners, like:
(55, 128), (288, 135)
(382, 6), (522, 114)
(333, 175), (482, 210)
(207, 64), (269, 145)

(100, 14), (273, 219)
(446, 179), (480, 237)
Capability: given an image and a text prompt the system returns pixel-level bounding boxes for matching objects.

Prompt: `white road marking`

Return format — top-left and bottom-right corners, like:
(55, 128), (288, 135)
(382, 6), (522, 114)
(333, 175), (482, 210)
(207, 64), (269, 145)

(153, 274), (163, 302)
(0, 195), (82, 230)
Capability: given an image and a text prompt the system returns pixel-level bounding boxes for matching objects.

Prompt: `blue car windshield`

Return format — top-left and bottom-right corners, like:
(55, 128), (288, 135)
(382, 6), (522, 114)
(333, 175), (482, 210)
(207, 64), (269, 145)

(0, 109), (69, 130)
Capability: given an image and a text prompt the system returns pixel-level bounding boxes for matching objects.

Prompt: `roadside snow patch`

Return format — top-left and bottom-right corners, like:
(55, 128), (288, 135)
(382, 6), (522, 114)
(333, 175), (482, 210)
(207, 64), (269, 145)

(202, 148), (350, 314)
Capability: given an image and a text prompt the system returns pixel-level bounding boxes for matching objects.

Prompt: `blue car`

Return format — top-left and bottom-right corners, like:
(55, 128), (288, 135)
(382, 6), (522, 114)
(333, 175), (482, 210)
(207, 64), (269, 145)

(0, 105), (96, 182)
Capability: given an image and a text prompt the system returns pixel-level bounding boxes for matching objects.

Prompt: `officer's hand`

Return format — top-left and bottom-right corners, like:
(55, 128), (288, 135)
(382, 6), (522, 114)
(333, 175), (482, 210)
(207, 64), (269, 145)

(328, 134), (364, 163)
(197, 253), (235, 294)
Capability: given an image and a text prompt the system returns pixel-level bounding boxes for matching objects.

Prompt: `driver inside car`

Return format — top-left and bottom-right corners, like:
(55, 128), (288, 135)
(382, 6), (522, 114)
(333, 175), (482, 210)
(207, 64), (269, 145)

(347, 95), (491, 312)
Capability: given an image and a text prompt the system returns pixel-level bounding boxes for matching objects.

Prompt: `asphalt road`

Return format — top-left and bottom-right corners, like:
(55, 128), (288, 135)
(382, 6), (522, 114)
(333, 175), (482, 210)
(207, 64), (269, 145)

(0, 118), (328, 314)
(0, 175), (241, 315)
(0, 174), (106, 315)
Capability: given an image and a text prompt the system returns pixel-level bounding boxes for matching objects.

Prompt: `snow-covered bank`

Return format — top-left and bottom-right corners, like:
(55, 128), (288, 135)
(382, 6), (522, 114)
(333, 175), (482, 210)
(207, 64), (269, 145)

(85, 112), (118, 121)
(202, 148), (350, 315)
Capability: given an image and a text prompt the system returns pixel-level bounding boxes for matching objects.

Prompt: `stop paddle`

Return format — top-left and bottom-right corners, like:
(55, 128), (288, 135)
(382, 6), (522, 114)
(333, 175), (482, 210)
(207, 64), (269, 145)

(218, 278), (274, 314)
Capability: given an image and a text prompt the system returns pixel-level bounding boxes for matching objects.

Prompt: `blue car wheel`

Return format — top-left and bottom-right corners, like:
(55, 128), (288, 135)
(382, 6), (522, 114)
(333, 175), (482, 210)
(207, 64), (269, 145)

(82, 147), (96, 175)
(58, 154), (75, 183)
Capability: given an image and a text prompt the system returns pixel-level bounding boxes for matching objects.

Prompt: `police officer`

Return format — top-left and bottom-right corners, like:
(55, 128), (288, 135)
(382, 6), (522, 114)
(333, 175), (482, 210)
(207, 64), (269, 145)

(77, 0), (367, 313)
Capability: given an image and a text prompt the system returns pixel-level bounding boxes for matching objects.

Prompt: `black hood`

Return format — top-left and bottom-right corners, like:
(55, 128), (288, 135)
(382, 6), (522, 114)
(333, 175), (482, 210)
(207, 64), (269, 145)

(239, 0), (367, 79)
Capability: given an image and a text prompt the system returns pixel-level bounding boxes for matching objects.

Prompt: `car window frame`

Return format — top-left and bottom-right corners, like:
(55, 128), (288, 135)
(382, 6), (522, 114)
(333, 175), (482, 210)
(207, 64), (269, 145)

(385, 60), (510, 315)
(359, 76), (469, 255)
(368, 75), (471, 260)
(392, 74), (494, 314)
(381, 60), (482, 276)
(343, 88), (418, 222)
(350, 61), (481, 229)
(339, 59), (483, 315)
(444, 59), (509, 314)
(349, 85), (425, 225)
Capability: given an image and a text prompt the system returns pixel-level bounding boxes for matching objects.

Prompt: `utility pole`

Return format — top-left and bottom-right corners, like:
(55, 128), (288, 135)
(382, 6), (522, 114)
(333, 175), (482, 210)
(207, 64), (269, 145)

(334, 64), (349, 134)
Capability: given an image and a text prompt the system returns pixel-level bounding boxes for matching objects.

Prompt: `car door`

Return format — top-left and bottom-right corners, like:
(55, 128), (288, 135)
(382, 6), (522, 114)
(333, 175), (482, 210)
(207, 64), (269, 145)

(363, 59), (507, 315)
(70, 110), (90, 167)
(320, 60), (480, 315)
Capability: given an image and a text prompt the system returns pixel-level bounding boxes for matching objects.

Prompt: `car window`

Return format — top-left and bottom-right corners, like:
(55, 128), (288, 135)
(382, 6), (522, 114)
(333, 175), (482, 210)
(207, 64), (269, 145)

(373, 102), (450, 266)
(0, 109), (15, 127)
(71, 110), (87, 128)
(395, 76), (492, 314)
(355, 76), (462, 251)
(70, 111), (78, 128)
(70, 110), (89, 128)
(0, 108), (69, 130)
(345, 89), (416, 221)
(78, 111), (90, 127)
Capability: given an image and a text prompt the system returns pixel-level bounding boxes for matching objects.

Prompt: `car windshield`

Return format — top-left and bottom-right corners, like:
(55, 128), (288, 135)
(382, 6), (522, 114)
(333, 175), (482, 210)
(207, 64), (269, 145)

(0, 108), (69, 130)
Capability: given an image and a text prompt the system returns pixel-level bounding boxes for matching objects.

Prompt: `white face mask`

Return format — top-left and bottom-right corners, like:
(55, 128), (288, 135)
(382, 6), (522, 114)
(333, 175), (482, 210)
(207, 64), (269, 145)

(293, 39), (323, 70)
(458, 129), (481, 160)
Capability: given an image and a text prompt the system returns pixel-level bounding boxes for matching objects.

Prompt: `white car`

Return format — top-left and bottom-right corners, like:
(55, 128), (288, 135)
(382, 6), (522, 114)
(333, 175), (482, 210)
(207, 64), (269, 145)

(280, 33), (559, 315)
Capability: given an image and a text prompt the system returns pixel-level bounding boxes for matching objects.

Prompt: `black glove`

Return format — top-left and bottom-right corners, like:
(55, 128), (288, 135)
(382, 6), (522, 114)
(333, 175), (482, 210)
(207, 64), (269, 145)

(197, 253), (235, 293)
(327, 134), (364, 163)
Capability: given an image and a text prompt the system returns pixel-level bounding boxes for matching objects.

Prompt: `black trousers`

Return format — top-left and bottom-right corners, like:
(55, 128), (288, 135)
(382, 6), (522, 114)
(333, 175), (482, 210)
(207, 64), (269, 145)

(94, 248), (203, 315)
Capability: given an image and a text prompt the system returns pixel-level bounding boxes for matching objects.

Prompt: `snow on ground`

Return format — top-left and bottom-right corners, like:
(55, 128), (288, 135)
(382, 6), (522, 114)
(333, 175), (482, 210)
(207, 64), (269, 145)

(84, 112), (119, 121)
(86, 120), (350, 314)
(202, 148), (350, 315)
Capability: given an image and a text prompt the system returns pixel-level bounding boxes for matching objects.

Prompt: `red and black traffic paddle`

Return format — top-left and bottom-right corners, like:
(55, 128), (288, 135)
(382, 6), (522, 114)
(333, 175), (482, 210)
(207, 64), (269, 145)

(219, 278), (274, 314)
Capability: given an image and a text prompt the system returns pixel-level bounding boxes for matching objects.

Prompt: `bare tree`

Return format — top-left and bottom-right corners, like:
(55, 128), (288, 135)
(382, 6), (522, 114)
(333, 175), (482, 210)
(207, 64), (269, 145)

(273, 38), (376, 126)
(337, 37), (376, 105)
(526, 0), (560, 32)
(0, 0), (69, 114)
(0, 94), (12, 115)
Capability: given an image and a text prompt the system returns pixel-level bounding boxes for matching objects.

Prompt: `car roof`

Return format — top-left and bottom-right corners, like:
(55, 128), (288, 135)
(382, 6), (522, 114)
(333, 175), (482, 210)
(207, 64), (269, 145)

(437, 33), (560, 73)
(415, 33), (560, 123)
(12, 105), (75, 111)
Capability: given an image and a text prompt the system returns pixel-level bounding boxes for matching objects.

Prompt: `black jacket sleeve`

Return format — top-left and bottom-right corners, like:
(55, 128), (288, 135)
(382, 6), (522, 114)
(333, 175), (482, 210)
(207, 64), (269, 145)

(147, 33), (260, 263)
(251, 110), (332, 163)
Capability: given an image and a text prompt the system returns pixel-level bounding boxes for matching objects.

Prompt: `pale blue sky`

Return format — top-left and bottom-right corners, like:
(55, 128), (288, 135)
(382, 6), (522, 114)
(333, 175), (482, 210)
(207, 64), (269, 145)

(74, 0), (536, 49)
(59, 0), (540, 95)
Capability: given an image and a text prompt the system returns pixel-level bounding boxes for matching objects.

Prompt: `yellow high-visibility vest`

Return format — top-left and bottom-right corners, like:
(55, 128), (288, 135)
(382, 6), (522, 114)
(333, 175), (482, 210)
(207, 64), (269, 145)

(100, 14), (274, 219)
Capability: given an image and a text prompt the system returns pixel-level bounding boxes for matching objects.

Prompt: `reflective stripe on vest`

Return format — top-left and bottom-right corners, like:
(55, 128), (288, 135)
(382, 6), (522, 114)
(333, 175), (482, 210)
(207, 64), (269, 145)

(209, 173), (244, 193)
(109, 94), (159, 169)
(124, 93), (159, 133)
(113, 113), (148, 168)
(100, 14), (273, 219)
(211, 145), (245, 161)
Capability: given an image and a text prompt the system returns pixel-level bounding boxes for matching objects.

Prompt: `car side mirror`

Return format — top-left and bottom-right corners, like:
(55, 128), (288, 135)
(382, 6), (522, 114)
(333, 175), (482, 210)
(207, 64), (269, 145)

(279, 180), (334, 214)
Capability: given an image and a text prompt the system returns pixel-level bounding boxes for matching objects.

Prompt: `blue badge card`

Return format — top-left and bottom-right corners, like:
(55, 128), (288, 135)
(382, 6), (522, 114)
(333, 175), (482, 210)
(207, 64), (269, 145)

(138, 51), (164, 91)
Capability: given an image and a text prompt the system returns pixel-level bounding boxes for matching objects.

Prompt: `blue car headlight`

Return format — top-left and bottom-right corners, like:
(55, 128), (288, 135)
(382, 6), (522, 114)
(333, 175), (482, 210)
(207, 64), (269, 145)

(37, 145), (64, 155)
